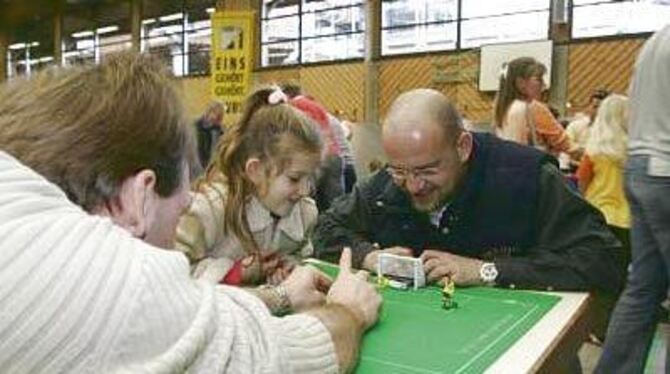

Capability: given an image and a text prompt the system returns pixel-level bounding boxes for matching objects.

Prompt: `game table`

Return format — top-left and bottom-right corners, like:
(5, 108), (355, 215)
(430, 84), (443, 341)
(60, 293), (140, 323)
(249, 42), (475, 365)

(304, 259), (591, 373)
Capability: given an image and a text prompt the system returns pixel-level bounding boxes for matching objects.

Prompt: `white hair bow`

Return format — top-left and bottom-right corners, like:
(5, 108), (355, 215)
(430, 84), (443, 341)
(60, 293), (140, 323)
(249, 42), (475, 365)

(268, 88), (288, 105)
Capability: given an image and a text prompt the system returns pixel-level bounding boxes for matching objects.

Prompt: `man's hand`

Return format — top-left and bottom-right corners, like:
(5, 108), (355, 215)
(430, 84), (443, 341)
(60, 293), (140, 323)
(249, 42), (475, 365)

(421, 250), (484, 286)
(328, 247), (382, 329)
(361, 246), (413, 272)
(281, 266), (332, 312)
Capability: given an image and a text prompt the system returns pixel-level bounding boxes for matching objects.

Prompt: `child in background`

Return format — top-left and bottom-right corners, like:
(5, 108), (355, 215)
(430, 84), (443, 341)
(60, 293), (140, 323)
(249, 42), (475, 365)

(576, 94), (631, 265)
(176, 86), (322, 286)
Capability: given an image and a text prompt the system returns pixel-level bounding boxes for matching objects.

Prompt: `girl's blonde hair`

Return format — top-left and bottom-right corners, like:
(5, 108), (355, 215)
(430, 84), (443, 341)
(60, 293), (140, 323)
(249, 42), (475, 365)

(585, 94), (629, 161)
(493, 57), (546, 128)
(202, 86), (323, 255)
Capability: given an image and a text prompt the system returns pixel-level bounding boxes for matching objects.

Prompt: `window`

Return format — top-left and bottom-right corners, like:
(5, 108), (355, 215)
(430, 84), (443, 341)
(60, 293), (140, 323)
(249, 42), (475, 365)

(63, 30), (96, 66)
(63, 3), (132, 67)
(381, 0), (549, 56)
(7, 43), (30, 77)
(5, 2), (214, 78)
(460, 0), (550, 49)
(63, 28), (131, 67)
(186, 6), (213, 75)
(381, 0), (457, 55)
(261, 0), (300, 66)
(142, 2), (214, 77)
(301, 1), (365, 63)
(260, 0), (365, 67)
(572, 0), (670, 38)
(98, 25), (132, 61)
(143, 12), (187, 76)
(7, 41), (54, 78)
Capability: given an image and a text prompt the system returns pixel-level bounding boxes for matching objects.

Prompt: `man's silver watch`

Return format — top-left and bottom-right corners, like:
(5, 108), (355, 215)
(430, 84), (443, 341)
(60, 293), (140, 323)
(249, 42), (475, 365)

(479, 262), (499, 284)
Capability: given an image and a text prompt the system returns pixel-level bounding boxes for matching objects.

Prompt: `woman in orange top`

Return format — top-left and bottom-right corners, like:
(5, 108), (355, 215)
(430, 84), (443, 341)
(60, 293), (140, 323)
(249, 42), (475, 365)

(493, 57), (575, 157)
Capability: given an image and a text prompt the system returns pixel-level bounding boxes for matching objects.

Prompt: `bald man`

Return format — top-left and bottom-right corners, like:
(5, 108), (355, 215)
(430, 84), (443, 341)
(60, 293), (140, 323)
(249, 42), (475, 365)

(314, 88), (624, 294)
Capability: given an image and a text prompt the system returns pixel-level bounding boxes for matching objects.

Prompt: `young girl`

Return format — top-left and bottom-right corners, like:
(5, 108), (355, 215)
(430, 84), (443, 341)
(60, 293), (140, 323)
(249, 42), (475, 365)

(493, 57), (575, 157)
(576, 94), (631, 264)
(176, 86), (323, 286)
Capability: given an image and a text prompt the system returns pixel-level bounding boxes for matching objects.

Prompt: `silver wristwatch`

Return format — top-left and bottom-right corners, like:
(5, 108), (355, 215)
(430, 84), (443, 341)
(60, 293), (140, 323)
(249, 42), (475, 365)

(479, 262), (499, 284)
(259, 284), (292, 315)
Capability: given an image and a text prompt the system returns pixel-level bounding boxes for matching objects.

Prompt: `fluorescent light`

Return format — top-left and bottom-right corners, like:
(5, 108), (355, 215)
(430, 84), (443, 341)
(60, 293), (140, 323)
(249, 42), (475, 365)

(11, 41), (40, 49)
(142, 18), (156, 25)
(39, 56), (54, 63)
(96, 25), (119, 34)
(72, 30), (94, 38)
(206, 7), (215, 14)
(159, 12), (183, 22)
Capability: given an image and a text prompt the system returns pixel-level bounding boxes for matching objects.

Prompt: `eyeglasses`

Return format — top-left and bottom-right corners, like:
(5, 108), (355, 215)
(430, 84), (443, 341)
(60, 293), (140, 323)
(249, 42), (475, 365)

(385, 136), (466, 184)
(386, 163), (442, 184)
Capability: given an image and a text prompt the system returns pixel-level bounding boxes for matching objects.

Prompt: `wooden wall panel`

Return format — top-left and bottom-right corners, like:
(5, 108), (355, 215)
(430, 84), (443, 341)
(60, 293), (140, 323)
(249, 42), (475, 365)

(301, 62), (365, 122)
(253, 68), (300, 87)
(379, 51), (493, 125)
(179, 35), (650, 130)
(379, 55), (433, 121)
(567, 38), (645, 112)
(448, 51), (494, 125)
(253, 63), (365, 122)
(177, 76), (210, 122)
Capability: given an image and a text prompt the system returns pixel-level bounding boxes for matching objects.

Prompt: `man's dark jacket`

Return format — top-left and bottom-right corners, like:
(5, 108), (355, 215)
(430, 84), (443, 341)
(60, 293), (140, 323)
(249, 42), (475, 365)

(314, 133), (625, 294)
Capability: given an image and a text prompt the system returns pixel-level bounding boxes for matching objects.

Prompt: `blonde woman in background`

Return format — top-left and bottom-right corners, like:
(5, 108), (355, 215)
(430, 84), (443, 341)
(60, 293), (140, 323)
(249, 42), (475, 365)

(566, 89), (611, 152)
(576, 94), (631, 342)
(493, 57), (576, 157)
(577, 94), (631, 256)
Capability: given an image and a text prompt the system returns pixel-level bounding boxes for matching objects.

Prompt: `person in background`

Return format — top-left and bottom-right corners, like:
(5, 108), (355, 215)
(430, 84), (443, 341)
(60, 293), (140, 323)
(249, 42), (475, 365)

(315, 88), (624, 298)
(176, 86), (322, 291)
(281, 82), (345, 211)
(576, 94), (631, 342)
(493, 57), (577, 158)
(567, 89), (611, 153)
(194, 100), (225, 173)
(368, 159), (384, 174)
(0, 53), (381, 373)
(596, 25), (670, 374)
(330, 110), (357, 193)
(577, 94), (631, 265)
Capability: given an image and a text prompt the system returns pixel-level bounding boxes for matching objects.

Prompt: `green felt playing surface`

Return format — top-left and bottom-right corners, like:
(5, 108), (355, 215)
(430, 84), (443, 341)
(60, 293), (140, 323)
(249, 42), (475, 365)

(304, 259), (561, 374)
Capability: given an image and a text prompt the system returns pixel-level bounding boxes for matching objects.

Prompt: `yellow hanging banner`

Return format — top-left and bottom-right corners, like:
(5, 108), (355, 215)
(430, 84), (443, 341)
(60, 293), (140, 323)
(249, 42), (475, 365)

(210, 11), (254, 124)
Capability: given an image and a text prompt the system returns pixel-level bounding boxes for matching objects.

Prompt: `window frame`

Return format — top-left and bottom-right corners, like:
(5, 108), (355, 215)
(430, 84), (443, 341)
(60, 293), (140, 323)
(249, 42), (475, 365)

(7, 42), (55, 79)
(259, 0), (366, 68)
(133, 2), (215, 77)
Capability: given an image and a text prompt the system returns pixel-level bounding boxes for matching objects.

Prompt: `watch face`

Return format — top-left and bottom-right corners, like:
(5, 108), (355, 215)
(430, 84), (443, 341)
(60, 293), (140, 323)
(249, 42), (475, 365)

(480, 263), (498, 283)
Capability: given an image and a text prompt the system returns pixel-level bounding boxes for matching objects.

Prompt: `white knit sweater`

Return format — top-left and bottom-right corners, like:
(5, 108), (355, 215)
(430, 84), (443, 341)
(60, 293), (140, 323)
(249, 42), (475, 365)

(0, 151), (338, 374)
